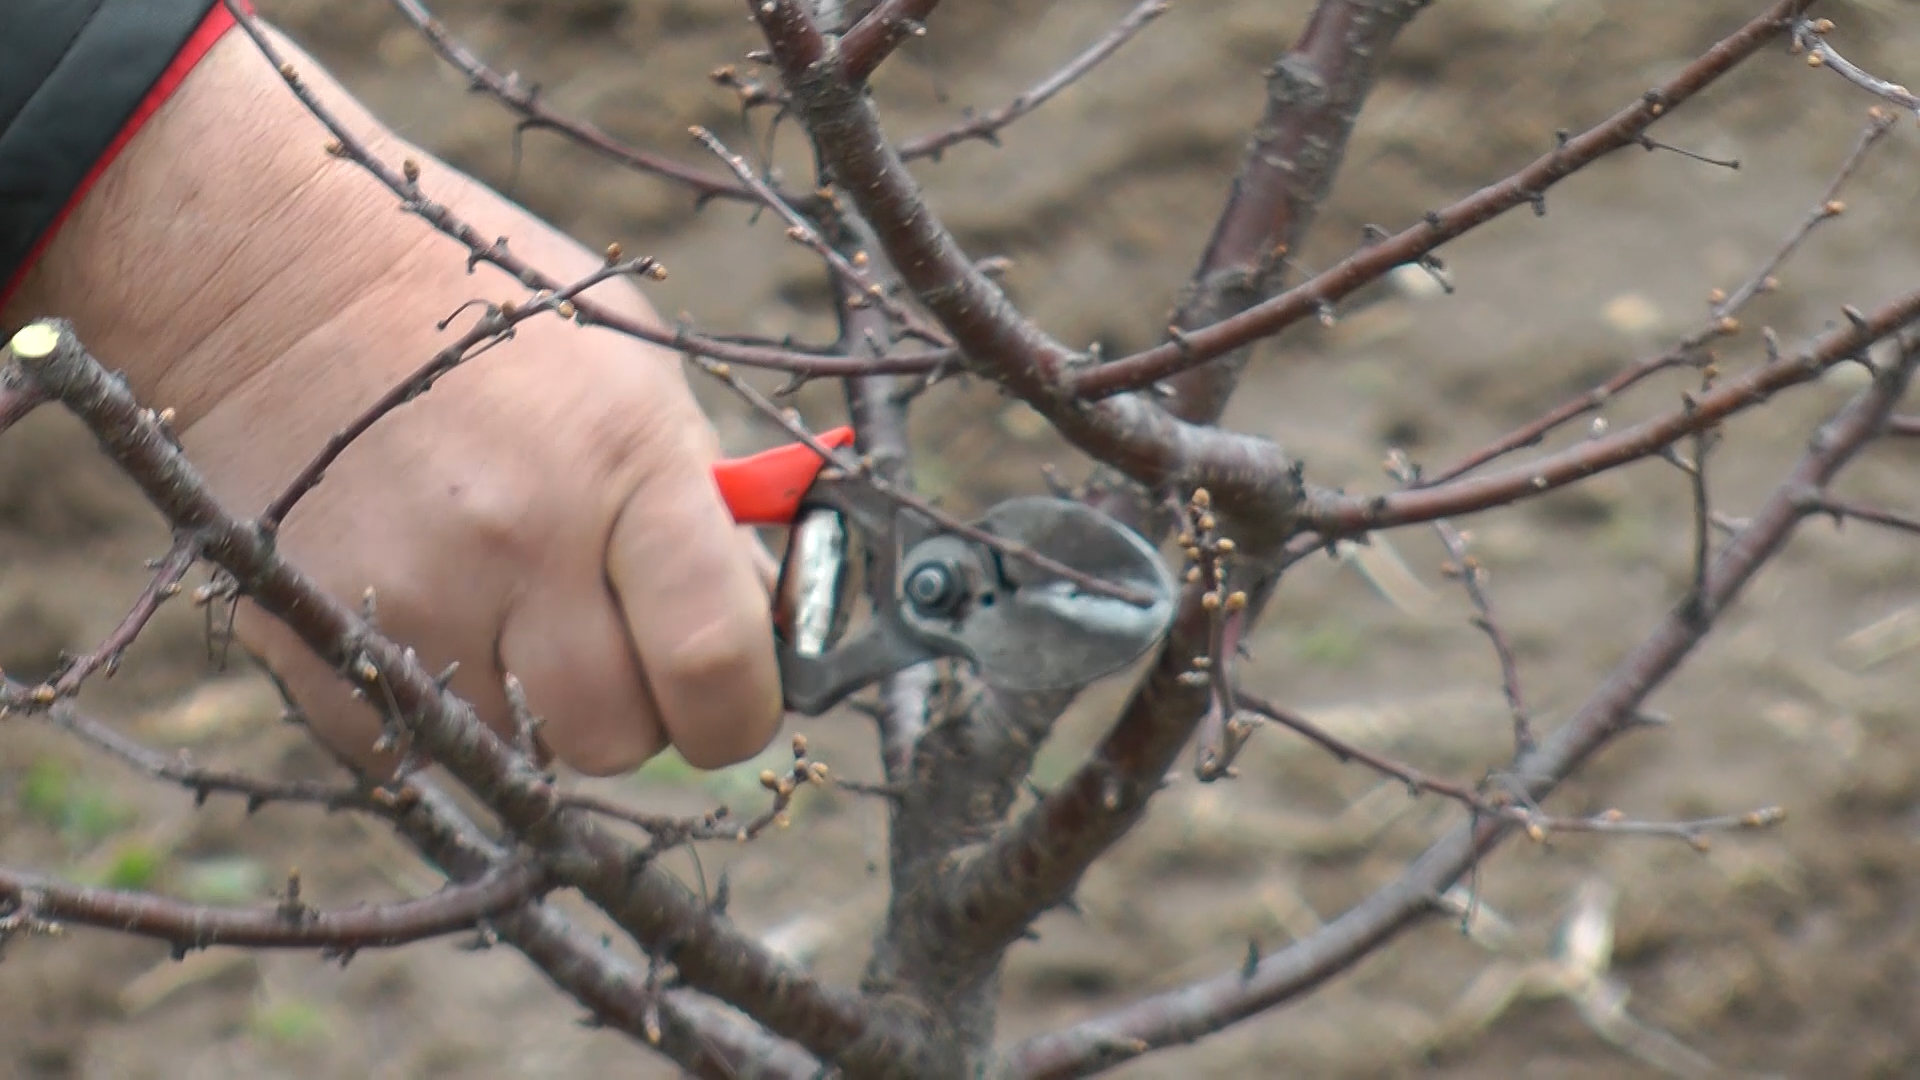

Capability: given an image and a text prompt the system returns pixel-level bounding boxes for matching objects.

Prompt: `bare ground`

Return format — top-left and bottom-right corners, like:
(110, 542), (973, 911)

(3, 1), (1920, 1076)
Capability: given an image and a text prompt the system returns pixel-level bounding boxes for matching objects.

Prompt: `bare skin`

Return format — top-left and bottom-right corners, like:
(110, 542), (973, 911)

(1, 24), (785, 776)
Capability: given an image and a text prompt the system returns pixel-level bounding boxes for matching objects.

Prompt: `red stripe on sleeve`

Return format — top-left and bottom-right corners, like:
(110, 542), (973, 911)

(2, 2), (255, 306)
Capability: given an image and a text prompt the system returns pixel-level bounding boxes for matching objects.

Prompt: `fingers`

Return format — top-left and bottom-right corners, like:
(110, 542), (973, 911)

(497, 571), (669, 776)
(607, 437), (784, 771)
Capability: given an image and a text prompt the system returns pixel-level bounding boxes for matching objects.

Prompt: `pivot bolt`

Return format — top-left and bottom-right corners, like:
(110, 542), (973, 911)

(904, 562), (962, 618)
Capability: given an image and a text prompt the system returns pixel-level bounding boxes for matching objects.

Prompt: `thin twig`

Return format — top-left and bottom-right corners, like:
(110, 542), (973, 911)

(1418, 106), (1896, 488)
(1387, 450), (1534, 754)
(1804, 495), (1920, 536)
(1680, 423), (1720, 622)
(7, 685), (387, 815)
(558, 734), (829, 853)
(48, 532), (201, 697)
(1180, 490), (1254, 781)
(1300, 283), (1920, 539)
(688, 124), (950, 347)
(898, 0), (1169, 162)
(261, 257), (657, 528)
(1235, 691), (1780, 846)
(385, 0), (770, 205)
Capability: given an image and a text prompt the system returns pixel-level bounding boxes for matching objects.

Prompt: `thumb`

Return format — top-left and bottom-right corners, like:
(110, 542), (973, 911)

(606, 431), (785, 770)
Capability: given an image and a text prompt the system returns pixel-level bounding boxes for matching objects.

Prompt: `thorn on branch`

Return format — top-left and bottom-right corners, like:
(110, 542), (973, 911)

(504, 673), (548, 775)
(1635, 133), (1740, 169)
(278, 868), (314, 925)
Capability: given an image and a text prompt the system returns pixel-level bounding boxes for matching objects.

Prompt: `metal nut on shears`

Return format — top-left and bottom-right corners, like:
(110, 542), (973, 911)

(902, 560), (964, 618)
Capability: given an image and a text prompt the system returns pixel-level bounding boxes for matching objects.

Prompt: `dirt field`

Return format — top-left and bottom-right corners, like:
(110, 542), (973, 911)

(4, 1), (1920, 1076)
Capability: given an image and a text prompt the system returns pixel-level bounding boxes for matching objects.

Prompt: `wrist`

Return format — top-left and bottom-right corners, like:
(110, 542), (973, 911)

(0, 24), (449, 428)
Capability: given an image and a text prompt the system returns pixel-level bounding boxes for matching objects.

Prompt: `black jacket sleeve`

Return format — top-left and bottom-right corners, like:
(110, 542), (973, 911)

(1, 0), (222, 286)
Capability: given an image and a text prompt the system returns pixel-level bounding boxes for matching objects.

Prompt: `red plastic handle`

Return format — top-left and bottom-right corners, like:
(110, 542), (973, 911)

(712, 426), (856, 526)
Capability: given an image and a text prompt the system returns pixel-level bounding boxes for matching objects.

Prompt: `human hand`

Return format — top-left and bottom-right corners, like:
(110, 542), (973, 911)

(0, 25), (784, 776)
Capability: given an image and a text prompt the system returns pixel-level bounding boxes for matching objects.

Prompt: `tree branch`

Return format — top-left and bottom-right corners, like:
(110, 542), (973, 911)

(4, 683), (385, 815)
(43, 532), (201, 697)
(1793, 16), (1920, 116)
(690, 124), (951, 348)
(392, 780), (821, 1078)
(749, 0), (1304, 544)
(1001, 337), (1920, 1079)
(897, 0), (1169, 163)
(260, 255), (665, 529)
(1417, 104), (1897, 488)
(1805, 495), (1920, 536)
(866, 0), (1427, 988)
(384, 0), (774, 205)
(840, 0), (942, 83)
(0, 362), (47, 436)
(223, 2), (949, 382)
(1301, 284), (1920, 536)
(1068, 0), (1820, 399)
(0, 862), (544, 954)
(7, 322), (924, 1075)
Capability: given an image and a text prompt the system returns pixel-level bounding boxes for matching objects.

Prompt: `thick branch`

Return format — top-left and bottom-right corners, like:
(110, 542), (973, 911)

(750, 0), (1303, 542)
(1163, 0), (1428, 424)
(869, 0), (1427, 986)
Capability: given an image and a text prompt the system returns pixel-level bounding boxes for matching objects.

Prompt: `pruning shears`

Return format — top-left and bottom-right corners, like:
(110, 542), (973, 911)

(712, 428), (1178, 715)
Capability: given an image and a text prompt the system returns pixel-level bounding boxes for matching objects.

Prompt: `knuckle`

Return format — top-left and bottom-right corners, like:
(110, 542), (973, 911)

(660, 615), (780, 768)
(440, 471), (538, 561)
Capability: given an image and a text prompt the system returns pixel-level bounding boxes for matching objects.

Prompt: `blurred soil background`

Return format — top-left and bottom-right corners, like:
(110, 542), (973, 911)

(4, 0), (1920, 1076)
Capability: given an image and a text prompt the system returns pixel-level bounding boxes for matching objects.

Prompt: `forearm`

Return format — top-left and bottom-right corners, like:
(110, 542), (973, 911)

(1, 21), (646, 433)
